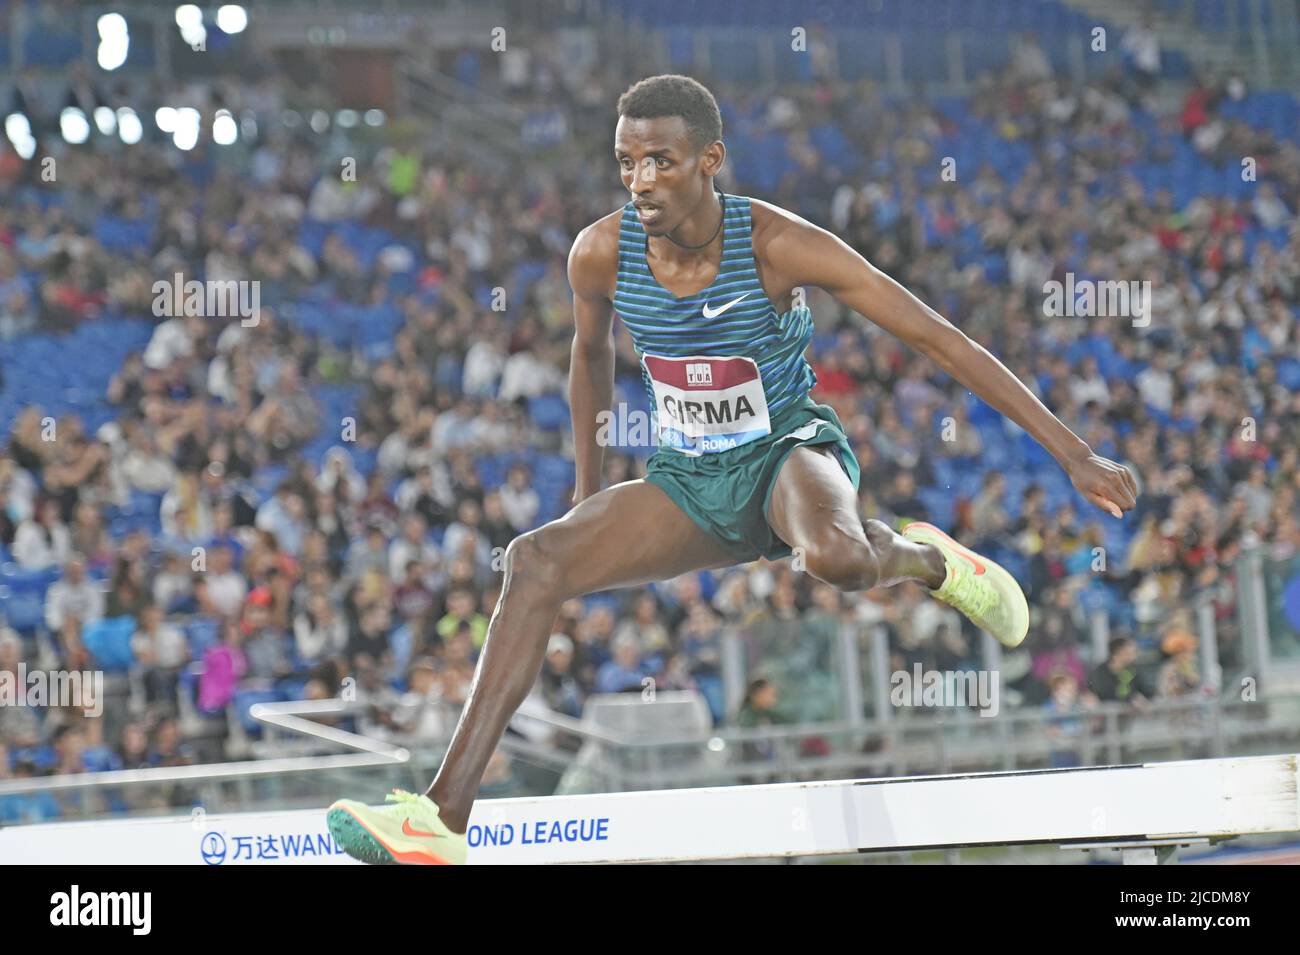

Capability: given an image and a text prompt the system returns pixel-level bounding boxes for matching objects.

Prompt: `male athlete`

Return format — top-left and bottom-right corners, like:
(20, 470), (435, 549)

(327, 75), (1137, 864)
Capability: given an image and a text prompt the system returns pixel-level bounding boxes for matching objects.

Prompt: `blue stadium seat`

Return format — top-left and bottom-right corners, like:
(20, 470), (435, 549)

(11, 745), (57, 771)
(0, 566), (61, 634)
(82, 617), (138, 672)
(23, 25), (82, 66)
(81, 746), (122, 773)
(185, 618), (221, 657)
(527, 394), (570, 431)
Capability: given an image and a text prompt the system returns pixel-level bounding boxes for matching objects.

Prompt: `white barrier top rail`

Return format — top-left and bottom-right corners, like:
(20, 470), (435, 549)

(1, 754), (1296, 865)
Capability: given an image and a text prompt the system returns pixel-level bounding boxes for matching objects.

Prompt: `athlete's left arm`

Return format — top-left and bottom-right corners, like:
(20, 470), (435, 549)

(766, 214), (1137, 518)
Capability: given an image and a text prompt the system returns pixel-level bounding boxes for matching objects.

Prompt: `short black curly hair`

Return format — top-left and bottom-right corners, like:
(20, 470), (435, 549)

(616, 74), (722, 151)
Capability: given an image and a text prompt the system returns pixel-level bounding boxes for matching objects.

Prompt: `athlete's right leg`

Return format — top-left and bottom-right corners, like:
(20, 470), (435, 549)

(426, 478), (737, 834)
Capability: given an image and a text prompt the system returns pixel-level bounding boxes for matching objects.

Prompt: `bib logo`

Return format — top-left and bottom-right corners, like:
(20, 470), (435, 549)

(685, 362), (713, 387)
(49, 886), (151, 935)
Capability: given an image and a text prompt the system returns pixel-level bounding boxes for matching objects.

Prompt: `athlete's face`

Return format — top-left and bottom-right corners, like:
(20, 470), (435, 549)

(614, 115), (724, 236)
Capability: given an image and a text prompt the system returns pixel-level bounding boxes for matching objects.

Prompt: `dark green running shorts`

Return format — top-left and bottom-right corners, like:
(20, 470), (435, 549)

(644, 394), (861, 563)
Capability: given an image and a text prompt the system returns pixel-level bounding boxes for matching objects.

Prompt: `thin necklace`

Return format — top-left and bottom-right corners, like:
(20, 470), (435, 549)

(665, 190), (725, 250)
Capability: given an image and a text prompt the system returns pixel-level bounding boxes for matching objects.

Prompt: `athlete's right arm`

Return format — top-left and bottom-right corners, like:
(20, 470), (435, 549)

(566, 219), (618, 505)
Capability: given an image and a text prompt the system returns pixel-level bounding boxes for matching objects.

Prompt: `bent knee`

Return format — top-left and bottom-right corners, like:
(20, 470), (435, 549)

(503, 530), (567, 593)
(799, 534), (880, 591)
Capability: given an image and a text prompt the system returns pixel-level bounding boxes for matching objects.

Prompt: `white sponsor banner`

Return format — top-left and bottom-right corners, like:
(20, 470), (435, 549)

(1, 755), (1296, 864)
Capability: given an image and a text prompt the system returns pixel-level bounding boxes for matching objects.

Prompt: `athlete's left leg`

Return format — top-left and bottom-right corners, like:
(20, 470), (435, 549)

(766, 445), (943, 591)
(767, 445), (1030, 647)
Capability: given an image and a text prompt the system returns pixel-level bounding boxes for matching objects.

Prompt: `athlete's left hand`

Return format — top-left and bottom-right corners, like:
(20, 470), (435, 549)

(1063, 451), (1138, 518)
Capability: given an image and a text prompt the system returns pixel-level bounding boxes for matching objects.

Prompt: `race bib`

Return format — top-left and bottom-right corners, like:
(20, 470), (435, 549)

(642, 354), (772, 455)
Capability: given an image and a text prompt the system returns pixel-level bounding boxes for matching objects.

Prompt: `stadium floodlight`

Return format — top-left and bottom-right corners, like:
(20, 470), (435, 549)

(93, 106), (117, 136)
(335, 109), (358, 128)
(117, 107), (143, 144)
(175, 4), (207, 49)
(97, 13), (130, 70)
(5, 112), (31, 143)
(155, 106), (178, 132)
(215, 5), (248, 34)
(309, 110), (330, 134)
(213, 109), (238, 145)
(363, 109), (385, 127)
(60, 107), (91, 144)
(173, 107), (201, 150)
(4, 113), (37, 159)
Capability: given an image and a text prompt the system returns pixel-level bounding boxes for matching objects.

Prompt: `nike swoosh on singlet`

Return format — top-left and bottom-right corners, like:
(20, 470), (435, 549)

(700, 292), (751, 319)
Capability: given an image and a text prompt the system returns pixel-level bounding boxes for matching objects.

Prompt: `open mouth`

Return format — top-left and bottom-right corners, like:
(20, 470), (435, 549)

(635, 203), (662, 224)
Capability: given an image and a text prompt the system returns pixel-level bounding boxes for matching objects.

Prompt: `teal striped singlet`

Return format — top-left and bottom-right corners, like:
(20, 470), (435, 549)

(613, 189), (817, 456)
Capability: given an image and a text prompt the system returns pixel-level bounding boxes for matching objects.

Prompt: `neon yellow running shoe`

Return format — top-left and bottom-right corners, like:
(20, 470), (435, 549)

(901, 521), (1030, 649)
(327, 790), (468, 865)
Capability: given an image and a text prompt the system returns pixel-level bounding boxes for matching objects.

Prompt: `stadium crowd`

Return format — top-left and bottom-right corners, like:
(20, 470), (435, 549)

(1, 25), (1298, 818)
